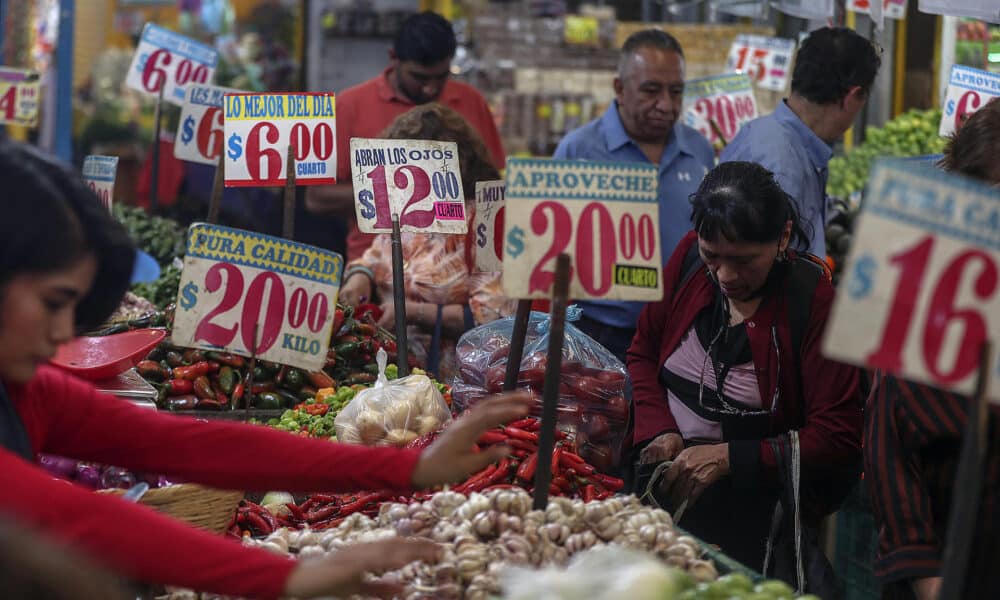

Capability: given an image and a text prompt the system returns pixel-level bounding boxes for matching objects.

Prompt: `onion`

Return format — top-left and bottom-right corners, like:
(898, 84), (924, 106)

(38, 454), (77, 479)
(100, 466), (137, 490)
(74, 463), (101, 489)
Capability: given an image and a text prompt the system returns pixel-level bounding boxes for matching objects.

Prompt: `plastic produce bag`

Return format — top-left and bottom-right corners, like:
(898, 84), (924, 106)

(334, 348), (452, 447)
(452, 309), (631, 472)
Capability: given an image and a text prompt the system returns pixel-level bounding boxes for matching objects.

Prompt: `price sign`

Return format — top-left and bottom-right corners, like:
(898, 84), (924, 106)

(939, 65), (1000, 138)
(0, 67), (40, 126)
(350, 138), (467, 234)
(771, 0), (834, 19)
(174, 84), (240, 165)
(125, 23), (218, 106)
(172, 224), (344, 372)
(682, 73), (759, 147)
(824, 161), (1000, 401)
(918, 0), (998, 20)
(224, 93), (337, 187)
(846, 0), (908, 19)
(502, 159), (662, 301)
(726, 34), (796, 92)
(82, 155), (119, 211)
(474, 180), (505, 272)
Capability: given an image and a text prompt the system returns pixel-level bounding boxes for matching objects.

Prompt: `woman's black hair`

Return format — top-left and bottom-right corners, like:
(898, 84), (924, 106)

(0, 141), (135, 331)
(690, 161), (811, 247)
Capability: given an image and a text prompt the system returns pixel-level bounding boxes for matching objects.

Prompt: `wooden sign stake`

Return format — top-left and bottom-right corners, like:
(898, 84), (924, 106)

(503, 299), (533, 391)
(283, 144), (296, 240)
(244, 322), (260, 417)
(149, 85), (165, 213)
(207, 150), (225, 224)
(391, 215), (410, 378)
(939, 341), (993, 599)
(532, 254), (571, 510)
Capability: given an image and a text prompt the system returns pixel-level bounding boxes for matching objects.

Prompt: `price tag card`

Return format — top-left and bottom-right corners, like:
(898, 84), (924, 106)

(474, 180), (505, 272)
(502, 159), (662, 301)
(223, 93), (336, 187)
(0, 67), (40, 126)
(175, 84), (240, 165)
(172, 224), (344, 372)
(350, 138), (466, 234)
(939, 65), (1000, 138)
(125, 23), (218, 106)
(824, 161), (1000, 401)
(726, 34), (796, 92)
(82, 155), (119, 211)
(847, 0), (908, 19)
(682, 73), (759, 147)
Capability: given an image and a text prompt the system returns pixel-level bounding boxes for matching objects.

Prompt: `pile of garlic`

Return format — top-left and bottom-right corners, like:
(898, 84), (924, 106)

(246, 489), (718, 600)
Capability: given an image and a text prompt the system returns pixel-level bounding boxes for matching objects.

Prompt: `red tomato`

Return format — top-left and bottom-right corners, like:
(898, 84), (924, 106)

(486, 364), (506, 393)
(581, 412), (611, 441)
(596, 369), (626, 384)
(603, 394), (629, 423)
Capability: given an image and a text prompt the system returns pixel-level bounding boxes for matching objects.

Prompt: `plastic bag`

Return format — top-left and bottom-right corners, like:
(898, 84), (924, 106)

(452, 310), (631, 472)
(334, 349), (452, 447)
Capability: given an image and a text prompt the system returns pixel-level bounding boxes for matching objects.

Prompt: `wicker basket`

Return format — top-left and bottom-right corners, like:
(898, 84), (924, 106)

(100, 484), (244, 534)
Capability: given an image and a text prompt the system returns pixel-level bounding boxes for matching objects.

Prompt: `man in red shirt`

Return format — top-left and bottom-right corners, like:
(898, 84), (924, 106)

(305, 11), (505, 263)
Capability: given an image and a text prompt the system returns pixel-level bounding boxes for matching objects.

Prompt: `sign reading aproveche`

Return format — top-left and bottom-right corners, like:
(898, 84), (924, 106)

(474, 180), (505, 272)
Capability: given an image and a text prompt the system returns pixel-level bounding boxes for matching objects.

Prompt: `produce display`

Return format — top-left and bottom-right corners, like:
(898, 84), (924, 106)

(453, 313), (630, 472)
(131, 264), (182, 310)
(113, 204), (186, 267)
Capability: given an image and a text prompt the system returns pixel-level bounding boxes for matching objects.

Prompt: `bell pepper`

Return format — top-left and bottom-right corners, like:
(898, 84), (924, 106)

(193, 375), (215, 400)
(315, 388), (337, 403)
(217, 366), (237, 395)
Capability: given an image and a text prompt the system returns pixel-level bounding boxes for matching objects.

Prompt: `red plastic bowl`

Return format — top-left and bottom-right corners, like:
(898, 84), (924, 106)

(50, 329), (167, 381)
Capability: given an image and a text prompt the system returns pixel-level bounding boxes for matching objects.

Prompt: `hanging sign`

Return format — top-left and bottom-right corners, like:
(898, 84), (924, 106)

(350, 138), (467, 235)
(502, 159), (662, 302)
(172, 224), (344, 372)
(939, 65), (1000, 138)
(82, 155), (119, 211)
(474, 180), (505, 272)
(175, 84), (240, 165)
(125, 23), (218, 106)
(824, 161), (1000, 401)
(223, 93), (337, 187)
(0, 67), (40, 126)
(682, 73), (759, 147)
(726, 34), (796, 92)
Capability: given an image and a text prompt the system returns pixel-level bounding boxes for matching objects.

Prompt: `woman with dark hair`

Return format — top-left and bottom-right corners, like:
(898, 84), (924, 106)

(338, 103), (516, 379)
(0, 140), (532, 599)
(628, 161), (862, 593)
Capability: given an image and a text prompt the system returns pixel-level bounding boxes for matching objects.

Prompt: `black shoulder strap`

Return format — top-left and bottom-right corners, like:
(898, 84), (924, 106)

(785, 256), (824, 370)
(671, 242), (704, 302)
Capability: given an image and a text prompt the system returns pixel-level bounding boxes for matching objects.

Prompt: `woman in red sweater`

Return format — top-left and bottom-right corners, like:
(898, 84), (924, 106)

(627, 162), (862, 595)
(0, 141), (532, 598)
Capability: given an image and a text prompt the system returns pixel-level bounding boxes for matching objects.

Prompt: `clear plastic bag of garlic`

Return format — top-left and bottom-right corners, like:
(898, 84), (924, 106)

(334, 349), (452, 447)
(243, 489), (719, 600)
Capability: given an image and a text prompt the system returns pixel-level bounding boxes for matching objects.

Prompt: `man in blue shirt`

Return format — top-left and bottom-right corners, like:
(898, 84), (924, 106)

(721, 27), (881, 258)
(554, 29), (715, 363)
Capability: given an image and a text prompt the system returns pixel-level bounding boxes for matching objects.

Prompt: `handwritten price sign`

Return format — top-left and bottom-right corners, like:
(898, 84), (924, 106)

(502, 159), (661, 301)
(125, 23), (218, 106)
(224, 93), (336, 187)
(175, 84), (240, 165)
(350, 138), (467, 234)
(940, 65), (1000, 138)
(0, 67), (40, 126)
(172, 224), (344, 372)
(474, 180), (505, 272)
(82, 156), (119, 211)
(847, 0), (908, 19)
(726, 34), (796, 92)
(824, 161), (1000, 401)
(682, 73), (758, 147)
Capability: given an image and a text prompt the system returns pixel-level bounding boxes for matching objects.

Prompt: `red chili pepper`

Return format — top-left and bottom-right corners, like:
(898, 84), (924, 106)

(560, 451), (587, 466)
(207, 352), (246, 368)
(193, 375), (215, 400)
(251, 382), (276, 394)
(554, 429), (568, 440)
(456, 463), (498, 493)
(582, 484), (597, 502)
(552, 448), (562, 477)
(524, 419), (542, 432)
(275, 365), (288, 386)
(477, 430), (507, 445)
(595, 488), (614, 500)
(590, 473), (624, 491)
(308, 370), (335, 389)
(285, 503), (306, 522)
(512, 449), (529, 459)
(243, 510), (272, 535)
(516, 451), (539, 482)
(508, 417), (537, 430)
(168, 378), (194, 395)
(231, 382), (245, 406)
(207, 361), (221, 374)
(338, 492), (383, 515)
(312, 516), (347, 530)
(306, 504), (341, 523)
(308, 493), (343, 504)
(552, 475), (571, 491)
(507, 438), (537, 452)
(173, 361), (212, 381)
(482, 484), (521, 492)
(504, 426), (539, 442)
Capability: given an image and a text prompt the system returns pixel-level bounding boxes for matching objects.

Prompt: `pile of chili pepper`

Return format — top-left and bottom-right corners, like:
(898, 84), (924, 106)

(228, 500), (280, 538)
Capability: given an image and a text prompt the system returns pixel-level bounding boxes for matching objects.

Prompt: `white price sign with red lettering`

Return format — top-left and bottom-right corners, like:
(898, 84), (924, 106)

(824, 161), (1000, 401)
(846, 0), (908, 19)
(474, 180), (505, 272)
(350, 138), (467, 234)
(682, 73), (759, 147)
(125, 23), (218, 106)
(175, 84), (240, 165)
(502, 159), (662, 301)
(224, 93), (336, 187)
(726, 34), (796, 92)
(0, 67), (40, 126)
(82, 155), (119, 211)
(939, 65), (1000, 138)
(172, 224), (344, 372)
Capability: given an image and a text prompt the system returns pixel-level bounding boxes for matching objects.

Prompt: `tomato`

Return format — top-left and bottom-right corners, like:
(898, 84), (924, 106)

(581, 412), (610, 441)
(485, 364), (506, 393)
(518, 367), (546, 390)
(565, 374), (608, 405)
(595, 369), (625, 384)
(603, 394), (629, 423)
(579, 442), (614, 474)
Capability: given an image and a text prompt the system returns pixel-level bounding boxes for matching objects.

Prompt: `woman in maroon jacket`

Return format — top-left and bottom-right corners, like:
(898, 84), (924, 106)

(628, 162), (862, 590)
(0, 141), (533, 598)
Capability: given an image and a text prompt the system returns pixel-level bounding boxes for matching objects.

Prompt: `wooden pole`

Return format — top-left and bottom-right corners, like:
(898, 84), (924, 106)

(283, 144), (296, 240)
(149, 85), (165, 213)
(503, 299), (533, 391)
(939, 341), (992, 599)
(391, 215), (409, 377)
(207, 150), (225, 224)
(532, 254), (571, 510)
